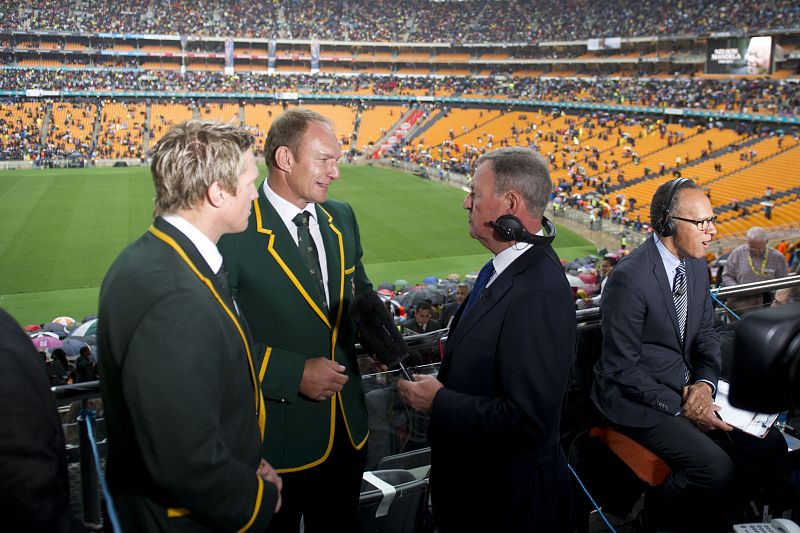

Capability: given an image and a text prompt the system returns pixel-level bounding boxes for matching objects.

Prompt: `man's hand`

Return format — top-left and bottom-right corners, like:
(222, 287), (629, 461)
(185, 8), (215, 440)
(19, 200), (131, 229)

(682, 382), (733, 432)
(257, 459), (283, 512)
(299, 357), (348, 401)
(397, 374), (443, 413)
(681, 382), (713, 416)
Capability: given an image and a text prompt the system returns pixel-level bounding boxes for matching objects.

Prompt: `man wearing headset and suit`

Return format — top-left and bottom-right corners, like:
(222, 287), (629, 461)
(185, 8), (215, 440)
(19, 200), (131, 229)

(219, 108), (371, 533)
(398, 147), (576, 532)
(592, 178), (785, 532)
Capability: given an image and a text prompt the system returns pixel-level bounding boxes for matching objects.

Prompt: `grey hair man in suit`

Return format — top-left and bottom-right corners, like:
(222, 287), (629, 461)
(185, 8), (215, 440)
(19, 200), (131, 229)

(398, 147), (576, 532)
(592, 178), (786, 532)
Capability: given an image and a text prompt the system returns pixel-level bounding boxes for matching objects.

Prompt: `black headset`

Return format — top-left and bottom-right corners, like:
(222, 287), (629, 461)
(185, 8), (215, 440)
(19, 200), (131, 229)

(487, 215), (557, 245)
(654, 177), (691, 237)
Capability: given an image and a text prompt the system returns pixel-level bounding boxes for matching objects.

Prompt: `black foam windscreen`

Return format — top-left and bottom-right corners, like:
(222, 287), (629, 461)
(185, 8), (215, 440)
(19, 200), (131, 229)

(350, 290), (408, 367)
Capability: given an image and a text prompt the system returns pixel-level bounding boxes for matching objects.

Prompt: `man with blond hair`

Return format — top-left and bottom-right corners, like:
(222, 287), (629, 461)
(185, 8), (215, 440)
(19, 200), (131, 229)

(98, 120), (281, 531)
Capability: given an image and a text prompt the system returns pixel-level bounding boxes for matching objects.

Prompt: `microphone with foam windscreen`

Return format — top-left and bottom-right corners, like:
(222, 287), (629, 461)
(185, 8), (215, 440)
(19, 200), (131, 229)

(350, 290), (414, 380)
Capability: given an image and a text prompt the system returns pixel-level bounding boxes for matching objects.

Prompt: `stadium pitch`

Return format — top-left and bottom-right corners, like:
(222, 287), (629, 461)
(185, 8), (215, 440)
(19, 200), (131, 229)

(0, 164), (596, 324)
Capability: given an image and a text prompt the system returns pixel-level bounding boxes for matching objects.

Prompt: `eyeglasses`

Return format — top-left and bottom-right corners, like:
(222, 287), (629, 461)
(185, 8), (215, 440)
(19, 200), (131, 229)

(671, 215), (717, 231)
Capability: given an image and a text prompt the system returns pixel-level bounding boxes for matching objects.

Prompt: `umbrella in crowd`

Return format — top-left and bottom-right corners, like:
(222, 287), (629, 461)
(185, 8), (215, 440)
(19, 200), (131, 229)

(31, 333), (64, 351)
(52, 316), (77, 329)
(60, 336), (91, 357)
(565, 273), (586, 288)
(398, 285), (446, 307)
(24, 324), (41, 332)
(71, 318), (98, 338)
(41, 322), (68, 338)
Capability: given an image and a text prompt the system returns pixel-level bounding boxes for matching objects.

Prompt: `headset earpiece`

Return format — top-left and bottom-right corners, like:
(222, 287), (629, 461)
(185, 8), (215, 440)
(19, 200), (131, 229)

(487, 215), (557, 246)
(489, 215), (526, 242)
(657, 177), (691, 237)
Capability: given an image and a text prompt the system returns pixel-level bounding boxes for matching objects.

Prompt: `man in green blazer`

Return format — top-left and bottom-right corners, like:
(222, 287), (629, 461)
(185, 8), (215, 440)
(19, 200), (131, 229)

(98, 120), (281, 532)
(219, 108), (372, 533)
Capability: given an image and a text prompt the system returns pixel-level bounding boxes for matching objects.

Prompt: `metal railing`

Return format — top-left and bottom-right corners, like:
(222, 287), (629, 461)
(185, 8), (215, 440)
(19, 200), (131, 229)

(52, 274), (798, 525)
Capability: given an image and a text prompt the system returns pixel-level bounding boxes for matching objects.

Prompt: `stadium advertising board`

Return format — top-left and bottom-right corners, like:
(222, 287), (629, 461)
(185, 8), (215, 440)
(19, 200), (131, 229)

(706, 36), (773, 75)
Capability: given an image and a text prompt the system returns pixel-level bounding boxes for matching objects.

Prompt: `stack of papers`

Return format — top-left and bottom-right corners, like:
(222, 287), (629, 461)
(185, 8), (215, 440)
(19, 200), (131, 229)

(715, 380), (779, 438)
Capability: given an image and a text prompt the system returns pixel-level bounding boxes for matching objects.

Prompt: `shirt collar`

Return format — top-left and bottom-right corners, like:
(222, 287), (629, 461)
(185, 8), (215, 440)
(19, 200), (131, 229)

(488, 242), (533, 286)
(263, 179), (316, 225)
(161, 214), (223, 274)
(654, 233), (682, 281)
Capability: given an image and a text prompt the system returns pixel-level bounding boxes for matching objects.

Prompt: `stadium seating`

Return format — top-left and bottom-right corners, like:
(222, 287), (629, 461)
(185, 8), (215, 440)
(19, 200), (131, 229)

(48, 102), (96, 155)
(355, 106), (408, 152)
(96, 101), (146, 159)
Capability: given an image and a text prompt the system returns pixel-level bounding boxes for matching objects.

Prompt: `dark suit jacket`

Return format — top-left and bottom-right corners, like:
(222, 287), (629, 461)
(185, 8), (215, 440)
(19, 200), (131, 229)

(0, 308), (85, 533)
(401, 317), (442, 335)
(592, 237), (720, 428)
(429, 245), (576, 532)
(98, 217), (277, 532)
(218, 187), (372, 473)
(439, 302), (459, 329)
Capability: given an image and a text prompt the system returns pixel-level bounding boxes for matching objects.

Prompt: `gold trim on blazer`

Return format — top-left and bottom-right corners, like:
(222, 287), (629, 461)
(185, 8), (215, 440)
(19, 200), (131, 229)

(148, 225), (265, 438)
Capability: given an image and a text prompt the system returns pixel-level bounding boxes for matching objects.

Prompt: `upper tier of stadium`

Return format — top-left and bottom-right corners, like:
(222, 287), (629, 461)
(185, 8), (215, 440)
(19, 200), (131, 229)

(4, 0), (799, 43)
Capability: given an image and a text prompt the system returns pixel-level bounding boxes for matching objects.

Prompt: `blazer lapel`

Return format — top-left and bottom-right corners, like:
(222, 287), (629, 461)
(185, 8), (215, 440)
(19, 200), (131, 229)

(647, 241), (683, 351)
(317, 203), (344, 321)
(253, 190), (331, 328)
(442, 251), (524, 361)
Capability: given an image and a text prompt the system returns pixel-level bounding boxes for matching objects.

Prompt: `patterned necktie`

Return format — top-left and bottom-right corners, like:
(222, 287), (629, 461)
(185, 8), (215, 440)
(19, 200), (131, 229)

(293, 211), (328, 313)
(673, 260), (687, 344)
(463, 260), (495, 317)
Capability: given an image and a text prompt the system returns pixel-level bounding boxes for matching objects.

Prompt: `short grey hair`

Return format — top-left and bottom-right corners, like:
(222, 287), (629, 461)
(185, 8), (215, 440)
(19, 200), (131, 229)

(746, 226), (768, 242)
(475, 147), (551, 218)
(151, 120), (255, 217)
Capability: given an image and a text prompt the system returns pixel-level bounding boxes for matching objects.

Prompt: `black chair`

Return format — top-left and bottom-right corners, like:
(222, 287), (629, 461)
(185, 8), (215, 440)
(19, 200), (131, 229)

(358, 469), (428, 533)
(376, 447), (431, 472)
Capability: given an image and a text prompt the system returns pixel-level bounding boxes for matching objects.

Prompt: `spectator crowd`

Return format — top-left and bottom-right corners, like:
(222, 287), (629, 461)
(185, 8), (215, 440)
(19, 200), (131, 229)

(2, 0), (798, 42)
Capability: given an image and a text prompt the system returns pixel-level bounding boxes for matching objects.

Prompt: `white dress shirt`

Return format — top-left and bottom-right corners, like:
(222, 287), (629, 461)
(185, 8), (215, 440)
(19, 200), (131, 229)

(162, 214), (223, 274)
(263, 180), (330, 306)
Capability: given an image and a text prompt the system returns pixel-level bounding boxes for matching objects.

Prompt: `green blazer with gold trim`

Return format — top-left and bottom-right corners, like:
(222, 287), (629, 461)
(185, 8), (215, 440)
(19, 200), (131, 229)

(218, 185), (372, 473)
(98, 217), (277, 532)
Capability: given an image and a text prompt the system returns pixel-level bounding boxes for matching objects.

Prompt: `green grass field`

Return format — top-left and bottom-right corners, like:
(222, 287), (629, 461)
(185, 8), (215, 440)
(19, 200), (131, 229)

(0, 164), (597, 325)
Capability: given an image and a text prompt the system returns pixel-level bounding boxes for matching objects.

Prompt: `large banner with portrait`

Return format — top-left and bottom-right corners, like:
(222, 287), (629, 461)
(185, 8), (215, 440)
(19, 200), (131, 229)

(706, 36), (773, 75)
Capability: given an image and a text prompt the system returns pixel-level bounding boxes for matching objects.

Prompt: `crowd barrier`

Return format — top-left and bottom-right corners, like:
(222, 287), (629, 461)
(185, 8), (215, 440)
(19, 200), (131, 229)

(52, 275), (800, 528)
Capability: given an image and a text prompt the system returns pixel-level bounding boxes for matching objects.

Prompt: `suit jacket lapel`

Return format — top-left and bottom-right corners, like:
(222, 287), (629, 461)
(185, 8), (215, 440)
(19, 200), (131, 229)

(646, 240), (683, 351)
(253, 190), (331, 328)
(442, 249), (532, 367)
(316, 203), (344, 319)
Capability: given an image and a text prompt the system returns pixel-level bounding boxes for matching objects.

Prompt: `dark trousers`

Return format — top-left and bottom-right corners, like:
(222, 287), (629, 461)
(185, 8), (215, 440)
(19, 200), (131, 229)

(266, 406), (367, 533)
(617, 416), (786, 533)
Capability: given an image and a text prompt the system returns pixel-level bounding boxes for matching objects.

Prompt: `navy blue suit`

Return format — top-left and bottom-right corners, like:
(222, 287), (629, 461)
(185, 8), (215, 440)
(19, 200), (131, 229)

(592, 237), (785, 531)
(430, 245), (576, 532)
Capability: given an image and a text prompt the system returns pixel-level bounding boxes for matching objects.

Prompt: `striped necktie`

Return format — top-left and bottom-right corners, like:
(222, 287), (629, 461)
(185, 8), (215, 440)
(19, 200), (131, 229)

(673, 260), (687, 344)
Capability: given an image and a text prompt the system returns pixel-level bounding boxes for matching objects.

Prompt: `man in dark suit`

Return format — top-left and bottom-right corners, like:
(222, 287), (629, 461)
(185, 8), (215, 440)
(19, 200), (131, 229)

(98, 120), (281, 531)
(401, 303), (441, 334)
(437, 283), (469, 329)
(398, 147), (576, 532)
(592, 178), (786, 531)
(0, 307), (87, 532)
(219, 108), (372, 533)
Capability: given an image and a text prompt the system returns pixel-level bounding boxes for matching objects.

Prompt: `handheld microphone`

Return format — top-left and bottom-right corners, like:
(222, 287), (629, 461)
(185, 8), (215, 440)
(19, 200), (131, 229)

(350, 290), (414, 380)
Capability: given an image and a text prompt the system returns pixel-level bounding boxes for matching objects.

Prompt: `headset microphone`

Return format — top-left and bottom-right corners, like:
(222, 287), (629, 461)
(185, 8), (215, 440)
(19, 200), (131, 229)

(487, 215), (557, 245)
